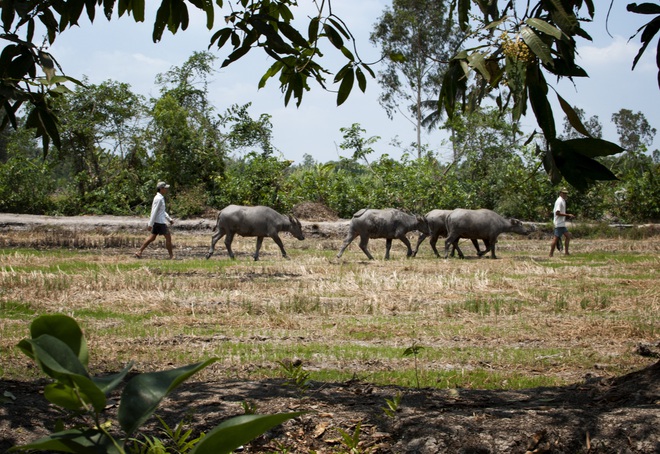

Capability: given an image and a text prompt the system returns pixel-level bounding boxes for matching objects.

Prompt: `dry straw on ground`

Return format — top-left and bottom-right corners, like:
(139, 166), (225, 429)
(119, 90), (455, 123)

(1, 217), (659, 453)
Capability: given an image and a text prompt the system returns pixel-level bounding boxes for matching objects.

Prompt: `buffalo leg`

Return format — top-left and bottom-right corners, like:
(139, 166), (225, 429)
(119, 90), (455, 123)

(413, 233), (428, 257)
(358, 235), (374, 260)
(385, 238), (393, 260)
(400, 236), (414, 258)
(337, 231), (357, 258)
(471, 239), (482, 256)
(271, 234), (289, 259)
(206, 228), (226, 259)
(254, 236), (264, 261)
(445, 236), (464, 259)
(444, 236), (456, 259)
(453, 241), (465, 259)
(224, 232), (236, 259)
(429, 233), (441, 257)
(477, 240), (493, 258)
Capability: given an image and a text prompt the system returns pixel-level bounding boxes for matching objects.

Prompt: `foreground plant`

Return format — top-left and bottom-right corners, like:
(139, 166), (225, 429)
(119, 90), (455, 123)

(11, 314), (300, 453)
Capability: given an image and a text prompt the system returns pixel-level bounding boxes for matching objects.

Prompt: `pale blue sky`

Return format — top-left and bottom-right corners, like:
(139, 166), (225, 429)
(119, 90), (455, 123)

(47, 0), (659, 164)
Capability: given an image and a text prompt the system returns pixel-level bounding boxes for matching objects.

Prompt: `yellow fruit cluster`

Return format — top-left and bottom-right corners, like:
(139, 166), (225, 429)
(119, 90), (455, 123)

(499, 31), (536, 64)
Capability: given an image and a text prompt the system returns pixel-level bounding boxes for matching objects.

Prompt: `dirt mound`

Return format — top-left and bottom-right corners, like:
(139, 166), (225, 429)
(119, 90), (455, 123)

(292, 202), (339, 222)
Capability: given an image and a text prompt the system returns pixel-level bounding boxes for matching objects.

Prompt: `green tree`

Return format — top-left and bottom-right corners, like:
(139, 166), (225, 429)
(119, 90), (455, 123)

(2, 0), (656, 190)
(49, 80), (148, 214)
(218, 103), (275, 155)
(338, 123), (380, 166)
(438, 1), (628, 191)
(611, 108), (656, 152)
(370, 0), (464, 158)
(444, 107), (525, 210)
(149, 52), (226, 194)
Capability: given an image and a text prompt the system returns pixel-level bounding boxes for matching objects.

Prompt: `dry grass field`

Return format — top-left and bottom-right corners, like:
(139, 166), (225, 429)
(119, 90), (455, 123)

(1, 217), (659, 453)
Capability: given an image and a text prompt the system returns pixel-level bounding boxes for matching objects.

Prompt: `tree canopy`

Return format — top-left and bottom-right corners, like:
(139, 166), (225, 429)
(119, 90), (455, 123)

(1, 0), (659, 191)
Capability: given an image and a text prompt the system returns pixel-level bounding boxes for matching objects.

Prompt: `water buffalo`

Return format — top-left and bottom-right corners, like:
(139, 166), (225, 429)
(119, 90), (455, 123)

(206, 205), (304, 261)
(413, 209), (486, 257)
(444, 209), (529, 259)
(336, 208), (430, 260)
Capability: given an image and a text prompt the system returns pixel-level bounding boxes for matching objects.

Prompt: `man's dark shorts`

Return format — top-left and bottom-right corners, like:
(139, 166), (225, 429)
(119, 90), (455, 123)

(554, 226), (568, 238)
(152, 223), (169, 235)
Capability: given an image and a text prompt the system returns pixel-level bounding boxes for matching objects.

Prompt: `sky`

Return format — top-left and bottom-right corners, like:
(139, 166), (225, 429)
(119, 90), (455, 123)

(46, 0), (659, 165)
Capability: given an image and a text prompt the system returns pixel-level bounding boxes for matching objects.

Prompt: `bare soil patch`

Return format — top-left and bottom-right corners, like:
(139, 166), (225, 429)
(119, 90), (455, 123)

(1, 213), (659, 453)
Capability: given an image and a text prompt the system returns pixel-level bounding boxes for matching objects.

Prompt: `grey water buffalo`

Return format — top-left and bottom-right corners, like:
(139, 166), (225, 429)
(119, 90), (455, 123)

(413, 209), (486, 257)
(444, 209), (530, 259)
(336, 208), (430, 260)
(206, 205), (304, 261)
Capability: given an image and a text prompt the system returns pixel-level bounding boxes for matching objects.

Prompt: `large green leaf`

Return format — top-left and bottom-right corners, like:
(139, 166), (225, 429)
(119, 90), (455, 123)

(8, 429), (119, 454)
(118, 358), (218, 435)
(44, 376), (107, 413)
(28, 314), (88, 366)
(92, 362), (133, 395)
(19, 335), (89, 382)
(190, 413), (303, 454)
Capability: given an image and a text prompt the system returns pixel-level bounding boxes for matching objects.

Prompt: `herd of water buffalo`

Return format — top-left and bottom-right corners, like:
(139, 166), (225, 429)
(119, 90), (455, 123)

(205, 205), (533, 261)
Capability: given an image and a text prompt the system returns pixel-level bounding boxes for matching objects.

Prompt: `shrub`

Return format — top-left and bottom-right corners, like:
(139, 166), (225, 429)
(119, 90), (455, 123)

(12, 314), (301, 453)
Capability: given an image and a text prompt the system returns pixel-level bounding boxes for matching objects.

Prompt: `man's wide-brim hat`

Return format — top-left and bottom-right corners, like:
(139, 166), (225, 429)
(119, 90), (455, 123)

(560, 187), (569, 194)
(157, 181), (170, 189)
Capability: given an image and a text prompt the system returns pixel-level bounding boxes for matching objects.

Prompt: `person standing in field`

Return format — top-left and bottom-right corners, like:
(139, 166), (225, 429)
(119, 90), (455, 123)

(135, 181), (174, 259)
(549, 187), (574, 257)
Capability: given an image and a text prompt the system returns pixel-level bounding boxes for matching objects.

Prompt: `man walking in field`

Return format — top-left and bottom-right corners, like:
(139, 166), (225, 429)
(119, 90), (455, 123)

(549, 187), (574, 257)
(135, 181), (174, 259)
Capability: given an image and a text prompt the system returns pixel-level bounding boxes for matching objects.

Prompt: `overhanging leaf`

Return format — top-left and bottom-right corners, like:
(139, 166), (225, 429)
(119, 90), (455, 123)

(525, 18), (563, 39)
(322, 23), (343, 49)
(355, 66), (366, 92)
(467, 51), (490, 81)
(627, 3), (660, 15)
(526, 65), (556, 140)
(551, 139), (618, 191)
(556, 93), (591, 137)
(520, 26), (554, 67)
(562, 138), (625, 158)
(336, 65), (354, 106)
(541, 143), (562, 184)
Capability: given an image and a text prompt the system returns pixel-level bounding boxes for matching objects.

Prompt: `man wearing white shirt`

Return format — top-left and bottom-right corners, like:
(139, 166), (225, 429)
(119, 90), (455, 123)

(135, 181), (174, 259)
(549, 187), (574, 257)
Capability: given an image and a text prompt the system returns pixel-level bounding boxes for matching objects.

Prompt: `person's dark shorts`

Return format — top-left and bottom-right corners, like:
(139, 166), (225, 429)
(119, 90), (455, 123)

(152, 223), (169, 235)
(554, 226), (568, 238)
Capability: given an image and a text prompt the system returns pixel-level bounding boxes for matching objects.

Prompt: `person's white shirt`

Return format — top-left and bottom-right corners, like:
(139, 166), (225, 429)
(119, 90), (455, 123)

(553, 196), (567, 228)
(148, 192), (172, 227)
